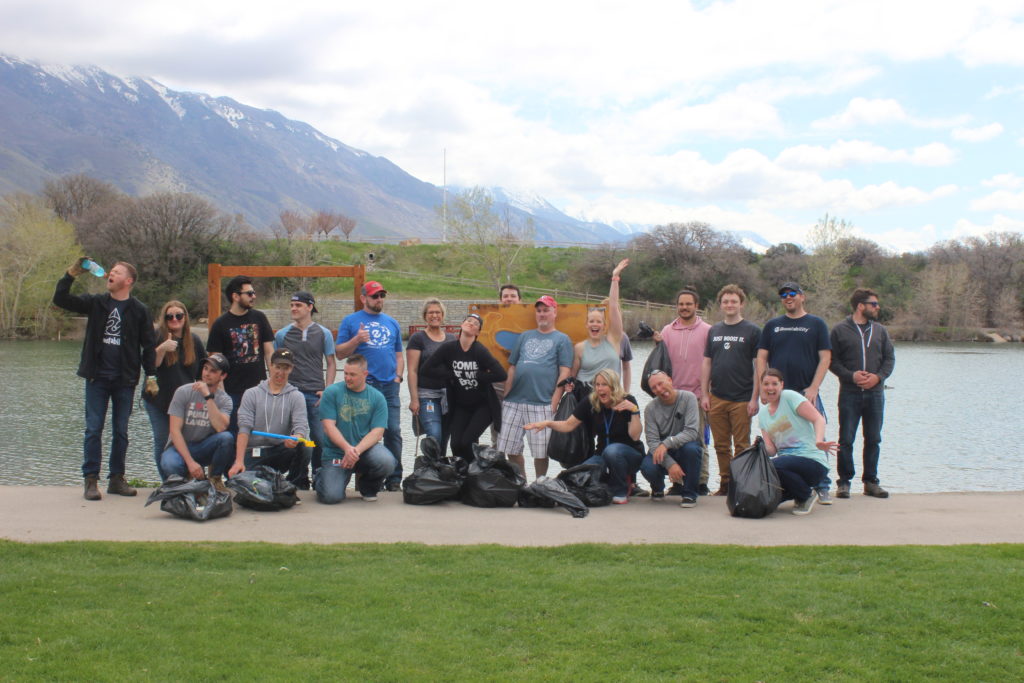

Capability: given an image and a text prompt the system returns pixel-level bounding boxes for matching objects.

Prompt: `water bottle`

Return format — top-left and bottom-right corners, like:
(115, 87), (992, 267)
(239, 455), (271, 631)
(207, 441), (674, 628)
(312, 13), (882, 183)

(81, 259), (106, 278)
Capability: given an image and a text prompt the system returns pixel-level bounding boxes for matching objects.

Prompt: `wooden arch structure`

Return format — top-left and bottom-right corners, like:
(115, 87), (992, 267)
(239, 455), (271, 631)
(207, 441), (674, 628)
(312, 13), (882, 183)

(206, 264), (366, 320)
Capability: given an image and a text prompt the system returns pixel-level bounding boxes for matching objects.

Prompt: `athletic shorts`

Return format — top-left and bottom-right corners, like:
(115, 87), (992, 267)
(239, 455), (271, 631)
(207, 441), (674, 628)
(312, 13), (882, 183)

(496, 402), (553, 459)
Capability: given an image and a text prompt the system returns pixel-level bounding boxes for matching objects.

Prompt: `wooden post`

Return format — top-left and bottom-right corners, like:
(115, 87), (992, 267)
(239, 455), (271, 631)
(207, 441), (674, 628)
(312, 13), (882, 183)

(206, 264), (366, 321)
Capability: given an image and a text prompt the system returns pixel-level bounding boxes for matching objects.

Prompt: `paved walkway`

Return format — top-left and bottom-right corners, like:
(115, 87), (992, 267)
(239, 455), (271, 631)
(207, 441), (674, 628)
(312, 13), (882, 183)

(2, 486), (1022, 546)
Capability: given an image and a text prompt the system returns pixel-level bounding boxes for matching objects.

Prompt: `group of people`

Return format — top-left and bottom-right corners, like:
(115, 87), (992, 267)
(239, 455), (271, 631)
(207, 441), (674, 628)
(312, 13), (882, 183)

(54, 255), (894, 517)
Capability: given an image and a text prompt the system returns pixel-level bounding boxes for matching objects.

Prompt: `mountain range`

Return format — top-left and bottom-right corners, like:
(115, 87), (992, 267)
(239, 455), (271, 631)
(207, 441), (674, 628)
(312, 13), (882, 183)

(0, 54), (772, 249)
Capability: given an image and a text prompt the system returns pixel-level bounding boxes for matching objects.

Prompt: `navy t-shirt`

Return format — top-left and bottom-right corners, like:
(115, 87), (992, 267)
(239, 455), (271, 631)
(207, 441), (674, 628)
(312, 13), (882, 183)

(757, 314), (830, 393)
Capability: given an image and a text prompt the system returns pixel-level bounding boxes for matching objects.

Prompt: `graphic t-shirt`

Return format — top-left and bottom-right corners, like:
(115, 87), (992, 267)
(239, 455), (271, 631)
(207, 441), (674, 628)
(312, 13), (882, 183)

(166, 384), (233, 448)
(704, 319), (761, 402)
(336, 311), (403, 383)
(422, 340), (507, 407)
(757, 389), (827, 467)
(96, 299), (128, 380)
(505, 329), (573, 406)
(206, 309), (275, 395)
(757, 314), (831, 393)
(319, 382), (388, 464)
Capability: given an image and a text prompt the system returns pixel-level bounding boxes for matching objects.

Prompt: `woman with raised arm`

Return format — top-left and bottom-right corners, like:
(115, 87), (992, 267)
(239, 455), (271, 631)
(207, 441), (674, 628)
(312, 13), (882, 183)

(571, 259), (629, 386)
(526, 368), (643, 504)
(143, 300), (207, 479)
(758, 368), (839, 515)
(420, 313), (507, 462)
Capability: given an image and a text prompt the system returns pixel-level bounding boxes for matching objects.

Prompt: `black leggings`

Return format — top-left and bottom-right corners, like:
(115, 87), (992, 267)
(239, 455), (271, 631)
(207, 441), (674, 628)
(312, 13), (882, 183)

(448, 403), (494, 462)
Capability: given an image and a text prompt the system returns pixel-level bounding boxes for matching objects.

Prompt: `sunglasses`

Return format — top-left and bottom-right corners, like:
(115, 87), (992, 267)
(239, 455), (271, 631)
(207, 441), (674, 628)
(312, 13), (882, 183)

(240, 290), (256, 297)
(165, 312), (185, 321)
(369, 292), (386, 299)
(780, 291), (800, 299)
(865, 301), (880, 308)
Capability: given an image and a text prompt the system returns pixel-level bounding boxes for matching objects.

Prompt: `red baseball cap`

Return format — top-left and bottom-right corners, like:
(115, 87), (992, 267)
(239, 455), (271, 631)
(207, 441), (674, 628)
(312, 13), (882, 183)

(362, 281), (387, 296)
(534, 295), (558, 308)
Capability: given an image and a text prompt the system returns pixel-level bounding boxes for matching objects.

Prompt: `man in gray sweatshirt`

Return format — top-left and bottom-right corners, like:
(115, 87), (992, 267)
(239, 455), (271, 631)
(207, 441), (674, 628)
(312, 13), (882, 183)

(229, 349), (310, 487)
(640, 370), (704, 507)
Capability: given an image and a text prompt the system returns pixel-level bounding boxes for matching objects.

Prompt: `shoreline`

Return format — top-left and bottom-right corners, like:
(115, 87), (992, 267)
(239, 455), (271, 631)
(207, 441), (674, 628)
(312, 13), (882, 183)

(2, 486), (1022, 546)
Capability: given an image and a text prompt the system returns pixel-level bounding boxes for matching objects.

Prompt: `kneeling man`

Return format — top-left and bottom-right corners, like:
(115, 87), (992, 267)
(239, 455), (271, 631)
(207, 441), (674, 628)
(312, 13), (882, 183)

(160, 352), (234, 490)
(640, 371), (703, 508)
(316, 354), (395, 503)
(229, 349), (310, 486)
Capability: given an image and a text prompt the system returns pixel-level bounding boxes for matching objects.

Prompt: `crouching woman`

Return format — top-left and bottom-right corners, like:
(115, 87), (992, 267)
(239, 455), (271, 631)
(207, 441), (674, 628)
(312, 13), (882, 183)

(758, 368), (838, 515)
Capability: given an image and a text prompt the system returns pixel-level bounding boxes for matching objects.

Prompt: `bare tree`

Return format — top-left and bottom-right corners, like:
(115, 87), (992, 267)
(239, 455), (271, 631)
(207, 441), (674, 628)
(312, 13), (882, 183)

(42, 174), (121, 223)
(442, 187), (534, 288)
(310, 210), (356, 241)
(274, 210), (309, 244)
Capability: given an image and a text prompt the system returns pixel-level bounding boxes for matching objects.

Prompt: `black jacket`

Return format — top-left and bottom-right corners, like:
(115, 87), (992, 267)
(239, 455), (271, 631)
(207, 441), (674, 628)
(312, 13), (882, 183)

(53, 273), (157, 386)
(828, 316), (895, 392)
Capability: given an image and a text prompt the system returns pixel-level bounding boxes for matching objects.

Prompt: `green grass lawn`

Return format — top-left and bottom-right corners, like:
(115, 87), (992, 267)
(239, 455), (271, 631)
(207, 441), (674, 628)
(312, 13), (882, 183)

(1, 542), (1021, 681)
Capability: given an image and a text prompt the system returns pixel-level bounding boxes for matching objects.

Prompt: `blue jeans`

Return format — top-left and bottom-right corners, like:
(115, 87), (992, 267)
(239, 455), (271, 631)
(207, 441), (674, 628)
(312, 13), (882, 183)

(640, 441), (702, 498)
(369, 379), (402, 485)
(160, 431), (235, 478)
(417, 396), (449, 453)
(302, 390), (325, 478)
(314, 443), (395, 504)
(144, 399), (170, 480)
(600, 442), (645, 497)
(772, 455), (828, 503)
(83, 379), (135, 478)
(837, 388), (884, 485)
(810, 394), (832, 492)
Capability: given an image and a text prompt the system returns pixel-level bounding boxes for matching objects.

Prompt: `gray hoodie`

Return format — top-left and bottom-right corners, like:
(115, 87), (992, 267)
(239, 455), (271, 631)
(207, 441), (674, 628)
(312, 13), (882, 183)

(643, 389), (700, 469)
(237, 380), (309, 448)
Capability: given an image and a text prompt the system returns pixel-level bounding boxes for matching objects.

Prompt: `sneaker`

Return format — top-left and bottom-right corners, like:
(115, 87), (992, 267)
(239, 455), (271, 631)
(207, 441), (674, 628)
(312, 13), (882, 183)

(612, 495), (628, 505)
(680, 496), (697, 508)
(631, 485), (651, 498)
(864, 482), (890, 498)
(836, 482), (851, 499)
(817, 488), (832, 505)
(698, 483), (710, 496)
(792, 491), (818, 515)
(361, 493), (378, 502)
(651, 490), (665, 500)
(384, 481), (401, 492)
(666, 483), (684, 496)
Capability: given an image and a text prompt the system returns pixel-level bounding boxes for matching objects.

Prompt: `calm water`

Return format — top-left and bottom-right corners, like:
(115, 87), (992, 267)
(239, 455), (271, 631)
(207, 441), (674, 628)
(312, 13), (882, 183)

(1, 340), (1022, 492)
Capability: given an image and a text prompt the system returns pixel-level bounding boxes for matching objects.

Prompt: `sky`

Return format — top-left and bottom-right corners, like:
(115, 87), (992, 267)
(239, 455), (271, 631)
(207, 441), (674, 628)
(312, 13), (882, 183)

(3, 0), (1024, 252)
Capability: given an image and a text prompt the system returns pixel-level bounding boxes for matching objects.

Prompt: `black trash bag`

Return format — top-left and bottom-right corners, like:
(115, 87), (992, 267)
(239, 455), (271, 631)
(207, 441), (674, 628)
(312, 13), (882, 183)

(403, 436), (465, 505)
(145, 475), (232, 522)
(557, 461), (613, 507)
(519, 476), (589, 518)
(640, 340), (674, 398)
(727, 437), (782, 518)
(546, 389), (593, 468)
(226, 465), (299, 511)
(460, 444), (525, 508)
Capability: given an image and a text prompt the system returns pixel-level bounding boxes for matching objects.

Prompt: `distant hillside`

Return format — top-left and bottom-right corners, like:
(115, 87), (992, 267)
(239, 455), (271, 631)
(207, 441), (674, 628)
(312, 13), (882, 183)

(0, 54), (629, 243)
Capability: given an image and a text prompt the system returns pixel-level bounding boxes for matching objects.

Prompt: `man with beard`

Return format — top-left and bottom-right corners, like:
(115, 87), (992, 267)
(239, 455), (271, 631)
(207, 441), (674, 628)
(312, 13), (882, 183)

(206, 275), (275, 433)
(335, 281), (404, 491)
(829, 288), (895, 499)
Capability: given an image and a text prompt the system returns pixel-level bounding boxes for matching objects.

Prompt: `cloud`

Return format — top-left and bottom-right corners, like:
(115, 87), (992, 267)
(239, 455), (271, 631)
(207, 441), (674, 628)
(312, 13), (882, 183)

(869, 224), (941, 254)
(951, 123), (1004, 142)
(981, 173), (1024, 189)
(971, 190), (1024, 211)
(812, 97), (968, 130)
(958, 16), (1024, 66)
(775, 140), (954, 169)
(953, 214), (1024, 239)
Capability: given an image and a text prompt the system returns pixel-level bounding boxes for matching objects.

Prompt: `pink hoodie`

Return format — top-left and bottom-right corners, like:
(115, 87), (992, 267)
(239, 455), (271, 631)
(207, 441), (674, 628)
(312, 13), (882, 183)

(659, 317), (711, 397)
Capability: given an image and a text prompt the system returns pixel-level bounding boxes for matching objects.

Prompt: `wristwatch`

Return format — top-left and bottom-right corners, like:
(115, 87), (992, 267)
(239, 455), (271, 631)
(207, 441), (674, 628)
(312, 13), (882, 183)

(204, 394), (215, 401)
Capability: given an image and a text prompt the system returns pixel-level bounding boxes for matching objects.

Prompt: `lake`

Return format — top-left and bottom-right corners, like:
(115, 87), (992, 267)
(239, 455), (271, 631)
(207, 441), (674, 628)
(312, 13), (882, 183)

(1, 340), (1022, 492)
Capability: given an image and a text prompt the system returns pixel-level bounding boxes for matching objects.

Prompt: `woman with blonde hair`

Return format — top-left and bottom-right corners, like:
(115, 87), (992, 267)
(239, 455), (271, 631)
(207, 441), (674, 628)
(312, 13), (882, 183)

(526, 368), (643, 504)
(143, 300), (207, 479)
(570, 259), (629, 386)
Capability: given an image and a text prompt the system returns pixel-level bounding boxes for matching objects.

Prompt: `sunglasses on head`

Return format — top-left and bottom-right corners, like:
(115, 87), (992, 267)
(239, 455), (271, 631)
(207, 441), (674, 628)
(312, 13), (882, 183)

(165, 312), (185, 321)
(780, 291), (799, 299)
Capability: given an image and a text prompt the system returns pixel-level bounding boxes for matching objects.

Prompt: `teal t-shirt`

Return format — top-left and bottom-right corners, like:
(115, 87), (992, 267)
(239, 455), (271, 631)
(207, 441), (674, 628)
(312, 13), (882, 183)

(319, 381), (387, 464)
(757, 389), (827, 467)
(505, 329), (574, 405)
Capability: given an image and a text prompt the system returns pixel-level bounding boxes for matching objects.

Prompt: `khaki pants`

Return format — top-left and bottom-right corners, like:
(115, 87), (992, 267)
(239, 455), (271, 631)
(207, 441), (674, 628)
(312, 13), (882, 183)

(707, 394), (753, 485)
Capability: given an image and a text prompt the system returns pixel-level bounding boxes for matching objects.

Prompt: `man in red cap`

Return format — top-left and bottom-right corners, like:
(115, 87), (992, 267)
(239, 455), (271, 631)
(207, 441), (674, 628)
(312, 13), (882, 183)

(335, 281), (405, 490)
(496, 295), (573, 480)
